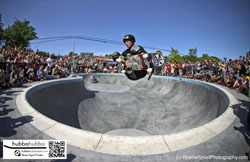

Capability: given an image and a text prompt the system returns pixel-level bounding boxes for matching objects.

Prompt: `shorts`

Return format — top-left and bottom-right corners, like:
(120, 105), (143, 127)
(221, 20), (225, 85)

(125, 70), (147, 80)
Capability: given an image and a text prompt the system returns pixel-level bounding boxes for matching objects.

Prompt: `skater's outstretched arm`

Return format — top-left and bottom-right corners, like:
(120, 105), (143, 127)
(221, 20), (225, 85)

(103, 58), (114, 62)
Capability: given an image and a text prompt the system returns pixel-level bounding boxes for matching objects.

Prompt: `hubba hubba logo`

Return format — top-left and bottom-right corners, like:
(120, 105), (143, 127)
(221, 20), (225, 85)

(3, 140), (47, 159)
(11, 141), (46, 147)
(3, 140), (67, 159)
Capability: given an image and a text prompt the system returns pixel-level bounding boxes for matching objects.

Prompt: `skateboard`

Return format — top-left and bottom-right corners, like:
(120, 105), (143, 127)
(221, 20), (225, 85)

(116, 51), (164, 79)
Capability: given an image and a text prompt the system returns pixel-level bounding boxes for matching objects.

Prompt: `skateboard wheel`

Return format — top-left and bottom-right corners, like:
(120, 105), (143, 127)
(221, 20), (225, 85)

(147, 68), (152, 73)
(143, 54), (148, 58)
(116, 58), (122, 62)
(121, 70), (126, 73)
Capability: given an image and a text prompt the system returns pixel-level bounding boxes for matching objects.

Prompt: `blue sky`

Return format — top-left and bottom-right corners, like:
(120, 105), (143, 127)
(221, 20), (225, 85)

(0, 0), (250, 59)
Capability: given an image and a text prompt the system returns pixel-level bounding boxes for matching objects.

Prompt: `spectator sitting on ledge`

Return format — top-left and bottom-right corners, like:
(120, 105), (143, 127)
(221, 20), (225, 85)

(52, 65), (60, 79)
(217, 74), (224, 85)
(36, 66), (46, 81)
(10, 68), (18, 87)
(43, 66), (51, 80)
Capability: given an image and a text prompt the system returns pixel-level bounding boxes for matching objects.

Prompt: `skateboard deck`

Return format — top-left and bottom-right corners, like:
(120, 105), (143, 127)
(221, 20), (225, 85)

(117, 51), (164, 75)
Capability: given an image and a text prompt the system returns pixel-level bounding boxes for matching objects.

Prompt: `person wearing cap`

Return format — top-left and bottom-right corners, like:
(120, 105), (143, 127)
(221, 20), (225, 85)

(112, 34), (148, 80)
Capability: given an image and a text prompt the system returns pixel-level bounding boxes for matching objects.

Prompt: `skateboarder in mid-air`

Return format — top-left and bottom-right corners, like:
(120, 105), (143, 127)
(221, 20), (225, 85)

(112, 34), (150, 80)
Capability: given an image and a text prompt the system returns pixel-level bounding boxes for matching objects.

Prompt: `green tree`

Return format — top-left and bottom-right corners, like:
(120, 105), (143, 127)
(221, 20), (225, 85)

(50, 53), (57, 59)
(0, 14), (4, 46)
(210, 56), (221, 61)
(182, 55), (189, 62)
(168, 47), (183, 62)
(104, 54), (112, 58)
(3, 18), (38, 48)
(164, 56), (169, 63)
(38, 51), (49, 57)
(68, 51), (77, 57)
(186, 48), (198, 62)
(198, 54), (210, 61)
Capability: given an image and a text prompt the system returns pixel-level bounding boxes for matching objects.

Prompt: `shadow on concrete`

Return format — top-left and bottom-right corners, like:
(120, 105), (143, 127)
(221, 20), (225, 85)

(0, 116), (33, 137)
(15, 85), (29, 88)
(232, 99), (250, 158)
(0, 90), (33, 138)
(0, 107), (14, 116)
(0, 89), (22, 105)
(0, 96), (13, 105)
(0, 105), (9, 108)
(0, 90), (22, 96)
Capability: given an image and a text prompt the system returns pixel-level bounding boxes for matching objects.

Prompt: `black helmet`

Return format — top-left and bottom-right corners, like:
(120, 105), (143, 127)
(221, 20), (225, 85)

(123, 34), (136, 43)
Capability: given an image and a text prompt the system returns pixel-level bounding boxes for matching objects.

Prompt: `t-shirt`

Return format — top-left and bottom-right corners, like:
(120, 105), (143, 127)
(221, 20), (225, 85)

(36, 70), (41, 76)
(167, 64), (171, 70)
(72, 59), (77, 67)
(52, 68), (59, 75)
(178, 64), (183, 70)
(43, 69), (49, 77)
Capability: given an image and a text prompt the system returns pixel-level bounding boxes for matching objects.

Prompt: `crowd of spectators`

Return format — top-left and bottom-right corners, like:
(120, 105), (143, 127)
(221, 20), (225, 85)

(0, 46), (250, 96)
(162, 54), (250, 95)
(0, 47), (72, 88)
(0, 47), (118, 89)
